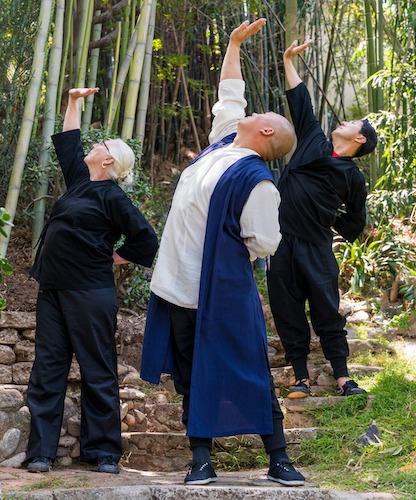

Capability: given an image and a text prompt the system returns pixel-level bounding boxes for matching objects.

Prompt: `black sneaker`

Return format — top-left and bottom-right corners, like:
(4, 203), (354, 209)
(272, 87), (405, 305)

(288, 379), (311, 399)
(267, 459), (305, 486)
(184, 461), (218, 485)
(338, 380), (367, 396)
(27, 457), (52, 473)
(97, 456), (120, 474)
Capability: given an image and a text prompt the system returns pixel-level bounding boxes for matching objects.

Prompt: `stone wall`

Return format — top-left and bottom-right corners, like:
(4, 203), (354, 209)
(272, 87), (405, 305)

(0, 311), (157, 468)
(0, 306), (395, 470)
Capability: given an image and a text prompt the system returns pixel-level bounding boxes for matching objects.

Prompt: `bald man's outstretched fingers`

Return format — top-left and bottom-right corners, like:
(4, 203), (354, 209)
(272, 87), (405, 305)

(230, 18), (266, 45)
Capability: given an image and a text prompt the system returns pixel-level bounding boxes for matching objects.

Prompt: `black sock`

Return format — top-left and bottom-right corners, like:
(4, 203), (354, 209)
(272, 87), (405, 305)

(269, 447), (289, 466)
(192, 446), (211, 464)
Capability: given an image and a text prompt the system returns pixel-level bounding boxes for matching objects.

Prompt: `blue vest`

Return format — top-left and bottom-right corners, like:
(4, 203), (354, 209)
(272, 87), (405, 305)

(141, 137), (274, 437)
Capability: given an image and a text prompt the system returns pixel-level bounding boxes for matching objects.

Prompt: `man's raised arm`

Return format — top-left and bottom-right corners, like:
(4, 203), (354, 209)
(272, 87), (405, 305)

(220, 19), (266, 81)
(283, 40), (313, 89)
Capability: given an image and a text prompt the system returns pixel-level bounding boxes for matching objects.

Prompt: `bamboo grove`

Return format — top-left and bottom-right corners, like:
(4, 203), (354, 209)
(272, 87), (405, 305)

(0, 1), (415, 294)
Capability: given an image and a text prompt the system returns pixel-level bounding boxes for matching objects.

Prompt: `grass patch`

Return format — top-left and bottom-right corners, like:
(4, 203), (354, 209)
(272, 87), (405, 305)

(22, 475), (91, 492)
(297, 352), (416, 497)
(212, 436), (268, 471)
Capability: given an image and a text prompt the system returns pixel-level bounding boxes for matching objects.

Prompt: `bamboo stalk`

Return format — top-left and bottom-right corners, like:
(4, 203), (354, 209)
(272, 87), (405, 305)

(376, 0), (384, 111)
(32, 0), (65, 261)
(135, 0), (157, 145)
(81, 10), (103, 130)
(105, 22), (122, 130)
(122, 0), (153, 139)
(57, 0), (74, 113)
(106, 14), (142, 129)
(364, 0), (377, 112)
(75, 0), (95, 88)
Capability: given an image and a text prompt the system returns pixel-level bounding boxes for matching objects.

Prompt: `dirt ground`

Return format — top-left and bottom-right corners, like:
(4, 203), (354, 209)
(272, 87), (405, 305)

(1, 226), (38, 312)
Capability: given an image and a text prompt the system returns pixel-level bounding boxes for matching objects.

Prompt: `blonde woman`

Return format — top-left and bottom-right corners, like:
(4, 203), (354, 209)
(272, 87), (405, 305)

(26, 88), (158, 474)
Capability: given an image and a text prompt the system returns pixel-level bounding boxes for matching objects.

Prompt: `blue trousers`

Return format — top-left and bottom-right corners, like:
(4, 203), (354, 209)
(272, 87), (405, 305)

(26, 288), (121, 462)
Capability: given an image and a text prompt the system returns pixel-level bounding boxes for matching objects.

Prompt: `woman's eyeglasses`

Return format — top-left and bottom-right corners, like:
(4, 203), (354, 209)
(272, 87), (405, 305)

(99, 140), (111, 156)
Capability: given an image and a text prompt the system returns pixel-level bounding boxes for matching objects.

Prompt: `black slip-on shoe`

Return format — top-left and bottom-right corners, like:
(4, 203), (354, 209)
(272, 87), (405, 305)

(27, 457), (52, 473)
(184, 461), (218, 485)
(97, 456), (120, 474)
(267, 459), (305, 486)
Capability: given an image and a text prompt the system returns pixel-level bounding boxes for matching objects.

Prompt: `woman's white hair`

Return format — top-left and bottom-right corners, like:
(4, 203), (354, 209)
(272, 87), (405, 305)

(105, 138), (135, 185)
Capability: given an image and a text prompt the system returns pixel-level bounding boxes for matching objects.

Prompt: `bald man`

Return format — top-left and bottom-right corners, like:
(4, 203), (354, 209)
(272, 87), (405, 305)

(141, 20), (304, 487)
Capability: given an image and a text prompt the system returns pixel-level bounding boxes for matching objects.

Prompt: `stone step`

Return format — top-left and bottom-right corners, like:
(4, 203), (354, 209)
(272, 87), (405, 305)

(1, 466), (396, 500)
(281, 395), (374, 414)
(137, 394), (372, 436)
(121, 428), (319, 471)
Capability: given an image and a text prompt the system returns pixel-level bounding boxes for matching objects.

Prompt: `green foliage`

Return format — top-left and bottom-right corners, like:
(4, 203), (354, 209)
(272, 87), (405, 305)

(0, 208), (13, 310)
(0, 0), (41, 202)
(386, 312), (413, 330)
(334, 188), (416, 300)
(367, 189), (416, 223)
(122, 265), (152, 309)
(297, 354), (416, 496)
(334, 225), (416, 296)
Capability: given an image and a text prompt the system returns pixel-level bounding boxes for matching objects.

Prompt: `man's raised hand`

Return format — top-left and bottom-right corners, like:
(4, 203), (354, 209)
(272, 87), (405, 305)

(284, 39), (313, 61)
(68, 88), (100, 100)
(229, 19), (266, 46)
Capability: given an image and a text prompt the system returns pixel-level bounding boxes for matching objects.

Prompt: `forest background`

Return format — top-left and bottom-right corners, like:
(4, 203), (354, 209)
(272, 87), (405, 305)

(0, 0), (415, 323)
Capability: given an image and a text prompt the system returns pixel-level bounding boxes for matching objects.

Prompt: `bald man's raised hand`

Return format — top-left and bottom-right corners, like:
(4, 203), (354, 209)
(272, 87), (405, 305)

(229, 19), (266, 46)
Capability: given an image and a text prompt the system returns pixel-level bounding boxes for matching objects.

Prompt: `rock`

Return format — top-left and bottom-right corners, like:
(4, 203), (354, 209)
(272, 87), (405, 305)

(0, 345), (16, 365)
(14, 341), (35, 362)
(120, 402), (129, 421)
(56, 455), (72, 466)
(0, 428), (21, 457)
(347, 310), (371, 323)
(0, 451), (26, 467)
(133, 409), (146, 424)
(271, 366), (295, 387)
(68, 361), (81, 382)
(58, 435), (77, 448)
(339, 300), (354, 316)
(122, 371), (141, 386)
(0, 389), (23, 410)
(352, 301), (373, 313)
(69, 442), (80, 458)
(355, 423), (382, 448)
(348, 339), (395, 357)
(22, 329), (36, 341)
(12, 362), (32, 385)
(0, 312), (36, 329)
(125, 413), (135, 427)
(0, 365), (13, 384)
(119, 388), (146, 400)
(0, 329), (20, 345)
(67, 415), (81, 437)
